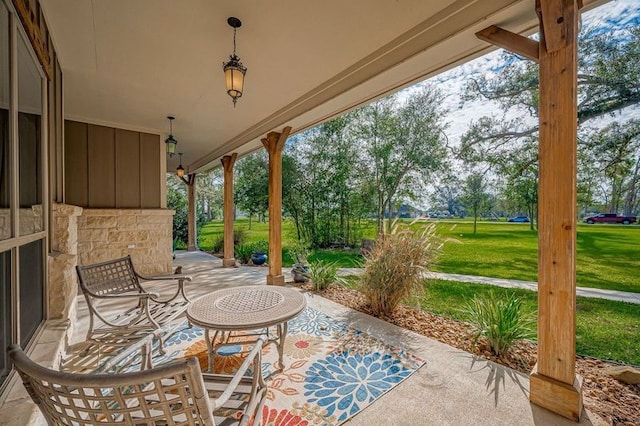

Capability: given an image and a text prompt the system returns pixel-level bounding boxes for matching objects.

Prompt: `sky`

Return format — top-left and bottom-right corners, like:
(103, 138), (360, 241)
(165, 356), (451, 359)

(399, 0), (640, 148)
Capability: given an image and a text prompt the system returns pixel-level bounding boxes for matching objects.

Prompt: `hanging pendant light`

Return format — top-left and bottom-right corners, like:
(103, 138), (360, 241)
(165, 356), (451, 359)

(222, 17), (247, 107)
(165, 116), (177, 157)
(176, 153), (185, 177)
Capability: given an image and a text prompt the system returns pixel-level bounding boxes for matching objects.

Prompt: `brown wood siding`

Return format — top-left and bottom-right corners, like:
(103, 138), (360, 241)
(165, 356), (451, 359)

(139, 133), (161, 208)
(64, 120), (88, 206)
(48, 58), (63, 203)
(87, 124), (115, 207)
(64, 120), (162, 208)
(115, 129), (140, 208)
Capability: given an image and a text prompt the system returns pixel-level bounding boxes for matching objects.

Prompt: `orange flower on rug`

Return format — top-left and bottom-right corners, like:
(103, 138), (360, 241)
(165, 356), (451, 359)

(184, 339), (247, 374)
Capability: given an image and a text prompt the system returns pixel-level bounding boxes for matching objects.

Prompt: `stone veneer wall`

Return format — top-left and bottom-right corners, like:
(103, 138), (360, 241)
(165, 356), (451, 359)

(47, 204), (174, 322)
(49, 203), (83, 320)
(77, 209), (174, 275)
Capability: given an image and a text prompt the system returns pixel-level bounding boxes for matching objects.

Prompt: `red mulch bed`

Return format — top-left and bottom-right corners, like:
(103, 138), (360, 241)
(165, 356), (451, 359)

(300, 283), (640, 425)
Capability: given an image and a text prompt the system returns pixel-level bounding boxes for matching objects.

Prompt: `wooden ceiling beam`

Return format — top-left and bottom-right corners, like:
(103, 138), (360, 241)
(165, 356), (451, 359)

(475, 25), (539, 62)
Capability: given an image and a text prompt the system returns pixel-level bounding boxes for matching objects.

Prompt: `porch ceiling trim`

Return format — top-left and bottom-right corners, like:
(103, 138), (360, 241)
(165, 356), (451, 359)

(189, 0), (526, 172)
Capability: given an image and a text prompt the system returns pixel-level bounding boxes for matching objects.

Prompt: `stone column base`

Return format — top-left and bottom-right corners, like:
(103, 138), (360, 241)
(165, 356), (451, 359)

(222, 258), (236, 268)
(266, 274), (285, 285)
(530, 364), (583, 421)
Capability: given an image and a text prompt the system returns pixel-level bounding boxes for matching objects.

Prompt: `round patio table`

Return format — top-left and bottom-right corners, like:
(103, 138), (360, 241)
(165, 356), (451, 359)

(186, 285), (306, 372)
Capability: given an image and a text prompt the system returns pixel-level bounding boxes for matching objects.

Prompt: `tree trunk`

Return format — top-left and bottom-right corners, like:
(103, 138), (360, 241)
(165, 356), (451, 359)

(473, 205), (478, 234)
(376, 191), (384, 237)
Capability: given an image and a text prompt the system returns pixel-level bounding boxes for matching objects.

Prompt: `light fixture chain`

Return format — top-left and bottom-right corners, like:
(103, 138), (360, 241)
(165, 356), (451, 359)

(233, 27), (237, 55)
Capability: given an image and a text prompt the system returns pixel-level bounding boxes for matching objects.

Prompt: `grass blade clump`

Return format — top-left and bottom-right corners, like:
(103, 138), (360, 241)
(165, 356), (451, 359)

(309, 260), (340, 291)
(359, 221), (443, 317)
(234, 243), (255, 264)
(463, 291), (535, 357)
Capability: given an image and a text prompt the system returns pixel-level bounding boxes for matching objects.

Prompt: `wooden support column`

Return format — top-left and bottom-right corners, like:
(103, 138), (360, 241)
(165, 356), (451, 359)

(530, 0), (582, 421)
(476, 0), (582, 420)
(221, 154), (237, 267)
(180, 174), (198, 252)
(261, 127), (291, 285)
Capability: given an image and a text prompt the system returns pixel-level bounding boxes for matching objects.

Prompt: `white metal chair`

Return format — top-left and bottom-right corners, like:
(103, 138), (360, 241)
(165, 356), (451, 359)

(76, 255), (192, 355)
(8, 339), (267, 426)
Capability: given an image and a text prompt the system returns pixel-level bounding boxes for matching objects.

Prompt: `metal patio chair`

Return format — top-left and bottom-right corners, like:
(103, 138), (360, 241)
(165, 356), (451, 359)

(76, 255), (192, 356)
(8, 339), (267, 426)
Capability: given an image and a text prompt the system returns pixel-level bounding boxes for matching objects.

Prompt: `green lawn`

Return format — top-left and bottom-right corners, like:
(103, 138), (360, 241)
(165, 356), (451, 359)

(432, 221), (640, 293)
(198, 218), (640, 364)
(198, 218), (640, 293)
(419, 279), (640, 365)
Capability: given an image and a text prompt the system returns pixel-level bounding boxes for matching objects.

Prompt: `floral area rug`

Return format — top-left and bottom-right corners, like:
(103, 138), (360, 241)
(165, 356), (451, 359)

(151, 306), (425, 425)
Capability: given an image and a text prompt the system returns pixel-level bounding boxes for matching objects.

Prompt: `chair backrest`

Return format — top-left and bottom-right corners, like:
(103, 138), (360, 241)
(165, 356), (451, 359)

(8, 345), (215, 425)
(76, 255), (142, 296)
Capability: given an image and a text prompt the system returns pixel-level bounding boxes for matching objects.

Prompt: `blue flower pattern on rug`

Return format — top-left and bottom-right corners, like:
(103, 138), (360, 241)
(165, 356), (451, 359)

(304, 350), (412, 422)
(287, 306), (348, 336)
(164, 324), (203, 346)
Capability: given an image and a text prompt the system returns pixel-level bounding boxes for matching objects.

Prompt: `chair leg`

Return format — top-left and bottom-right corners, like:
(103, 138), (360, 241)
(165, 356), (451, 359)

(157, 334), (166, 356)
(140, 342), (153, 370)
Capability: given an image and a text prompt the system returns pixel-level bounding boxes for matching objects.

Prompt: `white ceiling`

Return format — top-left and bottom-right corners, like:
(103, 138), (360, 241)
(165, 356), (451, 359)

(40, 0), (605, 174)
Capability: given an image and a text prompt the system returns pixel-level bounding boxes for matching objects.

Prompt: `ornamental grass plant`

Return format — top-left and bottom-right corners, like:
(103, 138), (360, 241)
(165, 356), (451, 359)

(359, 221), (443, 317)
(309, 260), (341, 291)
(234, 243), (255, 264)
(463, 291), (535, 357)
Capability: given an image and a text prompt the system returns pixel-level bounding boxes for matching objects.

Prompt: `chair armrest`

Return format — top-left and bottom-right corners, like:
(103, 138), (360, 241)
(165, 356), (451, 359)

(137, 273), (192, 282)
(85, 291), (153, 300)
(204, 336), (267, 411)
(137, 273), (192, 304)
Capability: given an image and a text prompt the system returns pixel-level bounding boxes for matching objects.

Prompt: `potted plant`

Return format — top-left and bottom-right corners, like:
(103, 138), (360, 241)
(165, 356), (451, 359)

(251, 251), (267, 265)
(250, 240), (269, 266)
(288, 243), (311, 283)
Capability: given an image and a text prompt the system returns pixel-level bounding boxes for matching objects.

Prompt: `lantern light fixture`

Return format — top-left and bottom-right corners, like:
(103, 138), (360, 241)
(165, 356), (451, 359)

(222, 17), (247, 107)
(165, 116), (177, 157)
(176, 153), (185, 177)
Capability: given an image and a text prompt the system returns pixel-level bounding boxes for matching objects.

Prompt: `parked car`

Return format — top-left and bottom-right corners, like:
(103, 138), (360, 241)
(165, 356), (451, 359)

(583, 213), (637, 225)
(508, 216), (531, 223)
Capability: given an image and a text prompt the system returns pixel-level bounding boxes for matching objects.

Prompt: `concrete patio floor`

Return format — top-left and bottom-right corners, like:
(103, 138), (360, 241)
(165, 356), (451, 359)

(2, 250), (607, 425)
(168, 251), (606, 425)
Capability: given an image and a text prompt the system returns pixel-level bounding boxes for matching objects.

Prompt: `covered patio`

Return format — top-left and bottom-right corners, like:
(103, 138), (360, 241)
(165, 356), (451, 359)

(0, 0), (609, 423)
(3, 251), (605, 425)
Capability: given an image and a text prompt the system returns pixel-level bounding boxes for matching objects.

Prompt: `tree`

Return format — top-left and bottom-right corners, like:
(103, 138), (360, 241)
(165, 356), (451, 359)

(460, 172), (490, 234)
(581, 120), (640, 215)
(166, 175), (188, 246)
(196, 169), (223, 223)
(283, 114), (368, 248)
(430, 173), (463, 217)
(234, 153), (269, 229)
(357, 85), (449, 235)
(458, 20), (640, 215)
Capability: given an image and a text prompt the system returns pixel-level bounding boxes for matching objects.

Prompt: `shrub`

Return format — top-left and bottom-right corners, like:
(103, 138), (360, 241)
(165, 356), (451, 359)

(252, 240), (269, 254)
(309, 260), (340, 291)
(211, 235), (224, 253)
(462, 292), (535, 357)
(234, 243), (255, 264)
(359, 221), (442, 317)
(233, 229), (247, 246)
(287, 241), (310, 266)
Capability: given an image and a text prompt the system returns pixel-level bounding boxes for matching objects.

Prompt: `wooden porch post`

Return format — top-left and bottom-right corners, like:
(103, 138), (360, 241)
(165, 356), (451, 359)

(476, 0), (582, 420)
(530, 0), (582, 420)
(221, 154), (237, 267)
(261, 127), (291, 285)
(183, 174), (198, 252)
